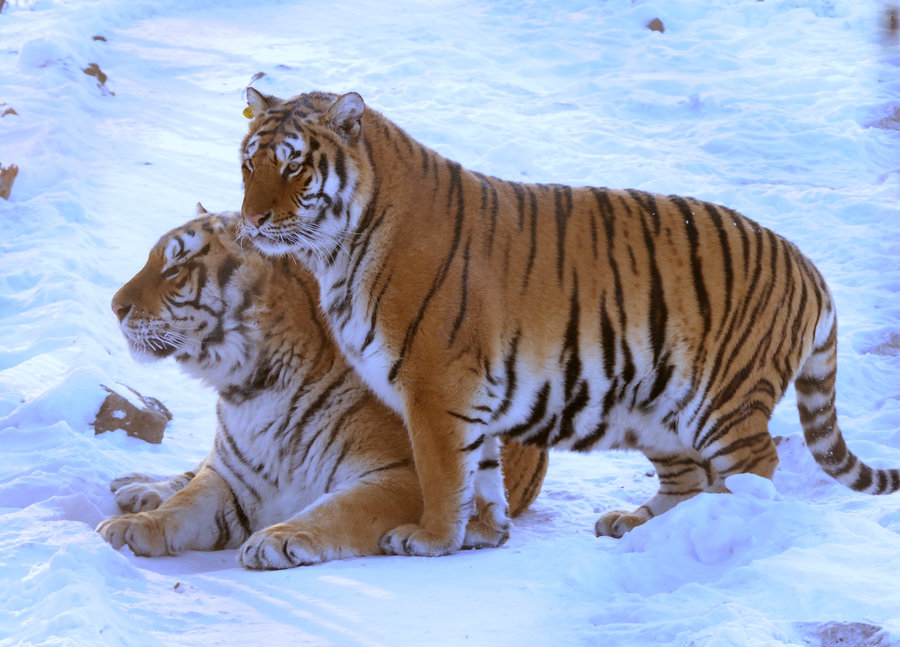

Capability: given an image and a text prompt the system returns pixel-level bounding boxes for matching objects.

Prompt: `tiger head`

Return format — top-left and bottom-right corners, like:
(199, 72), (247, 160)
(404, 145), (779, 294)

(238, 88), (374, 265)
(111, 208), (264, 384)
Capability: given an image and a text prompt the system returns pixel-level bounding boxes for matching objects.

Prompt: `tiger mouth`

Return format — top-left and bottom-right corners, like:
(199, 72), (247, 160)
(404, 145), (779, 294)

(241, 216), (352, 264)
(245, 229), (298, 256)
(119, 324), (183, 361)
(239, 219), (305, 256)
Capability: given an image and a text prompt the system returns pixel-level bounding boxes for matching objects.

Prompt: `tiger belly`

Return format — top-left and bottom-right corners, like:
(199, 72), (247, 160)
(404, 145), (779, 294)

(338, 311), (694, 457)
(472, 354), (696, 454)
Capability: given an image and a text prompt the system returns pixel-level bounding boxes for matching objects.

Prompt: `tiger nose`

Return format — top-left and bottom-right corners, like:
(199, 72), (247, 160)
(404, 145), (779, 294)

(111, 301), (130, 323)
(244, 212), (270, 227)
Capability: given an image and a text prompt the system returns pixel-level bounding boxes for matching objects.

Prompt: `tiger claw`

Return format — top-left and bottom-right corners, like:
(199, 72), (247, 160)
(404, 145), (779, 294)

(379, 524), (462, 557)
(240, 527), (325, 570)
(462, 502), (510, 549)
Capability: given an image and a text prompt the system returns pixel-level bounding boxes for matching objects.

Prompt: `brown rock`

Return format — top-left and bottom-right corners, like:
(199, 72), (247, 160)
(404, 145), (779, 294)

(94, 384), (172, 444)
(647, 18), (665, 33)
(0, 163), (18, 200)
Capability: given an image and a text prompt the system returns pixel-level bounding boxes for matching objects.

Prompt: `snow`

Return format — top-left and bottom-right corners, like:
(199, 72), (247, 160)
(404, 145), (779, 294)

(1, 0), (899, 645)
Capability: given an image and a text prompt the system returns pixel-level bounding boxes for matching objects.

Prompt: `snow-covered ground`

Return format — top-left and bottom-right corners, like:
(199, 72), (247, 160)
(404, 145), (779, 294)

(2, 1), (899, 645)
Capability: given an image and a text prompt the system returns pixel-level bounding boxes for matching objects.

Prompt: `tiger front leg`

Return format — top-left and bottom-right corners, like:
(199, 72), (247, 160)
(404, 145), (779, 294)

(379, 397), (482, 557)
(240, 466), (422, 569)
(97, 467), (248, 556)
(463, 433), (511, 549)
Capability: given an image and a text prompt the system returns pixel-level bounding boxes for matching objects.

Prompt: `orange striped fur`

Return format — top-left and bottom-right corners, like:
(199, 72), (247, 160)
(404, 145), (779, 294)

(238, 89), (899, 556)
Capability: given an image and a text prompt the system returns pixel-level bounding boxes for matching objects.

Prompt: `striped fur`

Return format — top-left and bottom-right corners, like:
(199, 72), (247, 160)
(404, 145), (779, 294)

(238, 89), (899, 556)
(96, 209), (546, 568)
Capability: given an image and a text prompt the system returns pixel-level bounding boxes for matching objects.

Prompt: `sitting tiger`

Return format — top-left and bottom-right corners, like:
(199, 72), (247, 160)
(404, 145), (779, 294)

(95, 208), (547, 569)
(237, 88), (900, 557)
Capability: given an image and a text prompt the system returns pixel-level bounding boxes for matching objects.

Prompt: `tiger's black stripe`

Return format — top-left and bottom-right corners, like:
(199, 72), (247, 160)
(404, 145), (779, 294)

(671, 196), (712, 339)
(491, 330), (521, 420)
(503, 382), (551, 439)
(448, 239), (471, 347)
(521, 185), (540, 291)
(554, 184), (573, 283)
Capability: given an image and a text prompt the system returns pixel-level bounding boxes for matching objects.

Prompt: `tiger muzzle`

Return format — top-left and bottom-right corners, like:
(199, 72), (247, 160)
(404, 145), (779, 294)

(243, 211), (271, 228)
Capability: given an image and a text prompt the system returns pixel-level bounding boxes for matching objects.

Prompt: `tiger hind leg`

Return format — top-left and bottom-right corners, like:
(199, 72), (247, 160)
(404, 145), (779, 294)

(97, 467), (248, 556)
(110, 457), (208, 513)
(501, 437), (549, 518)
(110, 468), (199, 513)
(596, 412), (780, 538)
(595, 451), (715, 538)
(698, 410), (779, 490)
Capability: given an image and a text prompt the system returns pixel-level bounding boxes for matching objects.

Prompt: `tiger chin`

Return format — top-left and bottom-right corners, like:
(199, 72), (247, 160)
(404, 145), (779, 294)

(237, 87), (900, 558)
(95, 207), (548, 569)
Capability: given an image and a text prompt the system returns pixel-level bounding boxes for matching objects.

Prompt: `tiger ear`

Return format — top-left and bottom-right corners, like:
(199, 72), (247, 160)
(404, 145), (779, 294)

(219, 212), (241, 238)
(245, 87), (279, 118)
(195, 202), (209, 216)
(326, 92), (365, 141)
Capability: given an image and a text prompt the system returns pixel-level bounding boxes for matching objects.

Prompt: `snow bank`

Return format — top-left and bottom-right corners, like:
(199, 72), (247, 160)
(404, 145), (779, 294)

(1, 0), (898, 645)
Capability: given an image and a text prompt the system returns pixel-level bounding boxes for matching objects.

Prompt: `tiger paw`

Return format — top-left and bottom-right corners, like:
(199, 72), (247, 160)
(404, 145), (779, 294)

(111, 480), (165, 513)
(110, 472), (192, 513)
(96, 514), (169, 556)
(379, 523), (463, 557)
(239, 527), (325, 570)
(594, 510), (647, 538)
(110, 472), (155, 492)
(462, 502), (510, 549)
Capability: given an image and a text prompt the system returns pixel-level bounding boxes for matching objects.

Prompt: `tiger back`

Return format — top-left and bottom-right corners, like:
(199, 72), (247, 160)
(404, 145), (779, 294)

(238, 89), (900, 557)
(96, 208), (547, 568)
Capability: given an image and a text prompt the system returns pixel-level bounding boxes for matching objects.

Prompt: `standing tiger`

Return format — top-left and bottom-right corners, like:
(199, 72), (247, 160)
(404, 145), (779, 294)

(96, 208), (547, 568)
(238, 88), (900, 557)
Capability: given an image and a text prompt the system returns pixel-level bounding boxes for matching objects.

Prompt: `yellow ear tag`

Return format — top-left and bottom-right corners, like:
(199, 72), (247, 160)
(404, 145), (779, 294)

(243, 106), (254, 119)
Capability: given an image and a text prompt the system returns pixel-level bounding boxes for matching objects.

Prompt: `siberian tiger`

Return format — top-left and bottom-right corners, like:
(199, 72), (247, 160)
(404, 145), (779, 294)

(96, 208), (547, 568)
(237, 88), (900, 557)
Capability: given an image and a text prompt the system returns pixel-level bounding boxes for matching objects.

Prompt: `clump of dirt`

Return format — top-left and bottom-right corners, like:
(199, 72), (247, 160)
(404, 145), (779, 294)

(94, 384), (172, 444)
(82, 62), (115, 95)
